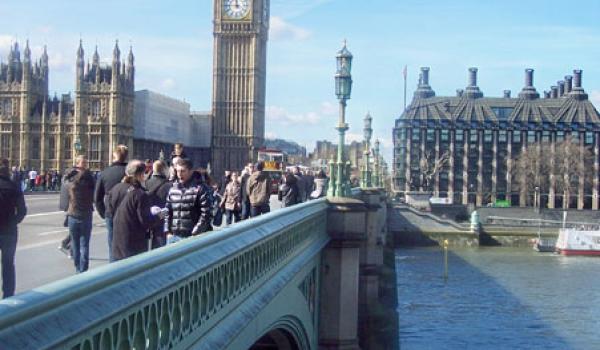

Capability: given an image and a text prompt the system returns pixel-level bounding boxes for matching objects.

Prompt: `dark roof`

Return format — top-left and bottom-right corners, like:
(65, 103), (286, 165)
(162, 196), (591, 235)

(398, 95), (600, 127)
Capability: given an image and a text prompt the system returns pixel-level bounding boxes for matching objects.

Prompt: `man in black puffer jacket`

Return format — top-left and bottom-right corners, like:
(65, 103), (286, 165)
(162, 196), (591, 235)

(164, 159), (212, 242)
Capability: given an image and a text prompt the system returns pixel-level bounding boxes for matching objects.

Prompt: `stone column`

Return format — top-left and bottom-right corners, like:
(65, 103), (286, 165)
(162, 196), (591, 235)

(578, 135), (585, 210)
(491, 130), (498, 203)
(434, 129), (440, 197)
(520, 132), (527, 207)
(319, 198), (367, 350)
(448, 129), (455, 201)
(477, 129), (483, 206)
(593, 132), (599, 210)
(548, 133), (556, 209)
(420, 129), (426, 192)
(405, 128), (412, 193)
(462, 130), (469, 205)
(507, 130), (513, 205)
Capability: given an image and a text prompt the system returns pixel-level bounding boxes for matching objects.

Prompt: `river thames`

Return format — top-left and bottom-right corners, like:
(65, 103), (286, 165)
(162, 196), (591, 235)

(396, 247), (600, 349)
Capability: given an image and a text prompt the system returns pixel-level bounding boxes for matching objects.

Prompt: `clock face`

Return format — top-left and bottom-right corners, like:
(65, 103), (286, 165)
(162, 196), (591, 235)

(224, 0), (251, 20)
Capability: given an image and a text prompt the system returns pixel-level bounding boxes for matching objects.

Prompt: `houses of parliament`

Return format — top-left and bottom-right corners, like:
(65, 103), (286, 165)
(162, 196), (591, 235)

(0, 40), (135, 172)
(0, 0), (270, 173)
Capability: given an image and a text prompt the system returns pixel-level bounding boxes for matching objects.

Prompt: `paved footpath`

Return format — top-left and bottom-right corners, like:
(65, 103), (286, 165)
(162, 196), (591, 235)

(11, 193), (282, 295)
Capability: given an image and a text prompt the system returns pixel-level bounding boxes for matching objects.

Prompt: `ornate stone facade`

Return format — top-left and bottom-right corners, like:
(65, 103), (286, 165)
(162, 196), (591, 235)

(0, 40), (134, 171)
(211, 0), (269, 175)
(394, 67), (600, 210)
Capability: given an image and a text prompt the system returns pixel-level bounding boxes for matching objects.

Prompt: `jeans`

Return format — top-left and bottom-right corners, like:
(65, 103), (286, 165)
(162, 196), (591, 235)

(105, 217), (114, 262)
(225, 209), (241, 225)
(241, 200), (251, 220)
(68, 215), (93, 273)
(250, 203), (270, 218)
(0, 233), (17, 298)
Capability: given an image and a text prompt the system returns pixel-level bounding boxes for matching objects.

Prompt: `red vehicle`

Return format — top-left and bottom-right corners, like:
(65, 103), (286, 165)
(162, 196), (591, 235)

(257, 148), (287, 194)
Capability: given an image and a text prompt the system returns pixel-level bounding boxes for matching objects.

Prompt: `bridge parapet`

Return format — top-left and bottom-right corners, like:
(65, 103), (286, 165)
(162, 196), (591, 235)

(0, 200), (330, 349)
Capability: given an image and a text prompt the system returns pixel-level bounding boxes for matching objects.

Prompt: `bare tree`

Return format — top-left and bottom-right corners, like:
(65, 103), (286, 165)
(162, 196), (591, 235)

(513, 139), (593, 208)
(413, 150), (449, 190)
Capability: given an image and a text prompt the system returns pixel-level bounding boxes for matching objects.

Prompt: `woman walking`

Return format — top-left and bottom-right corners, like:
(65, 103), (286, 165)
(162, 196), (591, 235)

(221, 172), (242, 225)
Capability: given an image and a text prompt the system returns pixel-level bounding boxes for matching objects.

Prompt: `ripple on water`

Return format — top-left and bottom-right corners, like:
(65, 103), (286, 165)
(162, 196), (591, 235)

(396, 247), (597, 350)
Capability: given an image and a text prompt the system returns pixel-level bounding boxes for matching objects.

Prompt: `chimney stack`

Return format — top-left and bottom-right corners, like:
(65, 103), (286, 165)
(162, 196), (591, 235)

(468, 67), (478, 87)
(557, 81), (565, 97)
(573, 70), (582, 89)
(518, 68), (539, 99)
(525, 68), (534, 87)
(551, 86), (558, 98)
(464, 67), (483, 98)
(503, 90), (511, 98)
(564, 75), (573, 94)
(456, 89), (464, 97)
(421, 67), (430, 86)
(414, 67), (435, 99)
(544, 91), (551, 99)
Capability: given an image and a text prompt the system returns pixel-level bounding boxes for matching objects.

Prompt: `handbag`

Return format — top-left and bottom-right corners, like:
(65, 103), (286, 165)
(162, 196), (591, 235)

(213, 207), (223, 226)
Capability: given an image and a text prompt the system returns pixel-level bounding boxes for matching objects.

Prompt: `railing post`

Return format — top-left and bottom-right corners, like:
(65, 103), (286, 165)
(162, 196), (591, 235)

(319, 198), (367, 350)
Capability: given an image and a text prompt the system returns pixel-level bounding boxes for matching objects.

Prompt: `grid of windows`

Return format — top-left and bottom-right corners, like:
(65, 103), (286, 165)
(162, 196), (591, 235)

(513, 130), (521, 143)
(48, 136), (56, 160)
(90, 135), (101, 161)
(0, 134), (9, 158)
(63, 136), (72, 160)
(455, 129), (464, 142)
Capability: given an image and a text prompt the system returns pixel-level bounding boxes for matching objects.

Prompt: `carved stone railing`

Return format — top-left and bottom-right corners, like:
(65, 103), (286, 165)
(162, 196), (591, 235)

(0, 199), (329, 350)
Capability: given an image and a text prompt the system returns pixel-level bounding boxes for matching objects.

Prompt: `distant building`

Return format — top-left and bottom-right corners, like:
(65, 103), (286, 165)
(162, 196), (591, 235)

(393, 67), (600, 210)
(0, 40), (134, 171)
(309, 140), (365, 170)
(132, 90), (211, 167)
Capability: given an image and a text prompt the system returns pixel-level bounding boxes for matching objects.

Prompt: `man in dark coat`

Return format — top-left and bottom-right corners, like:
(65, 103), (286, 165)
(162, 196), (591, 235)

(278, 173), (299, 208)
(67, 156), (95, 273)
(0, 159), (26, 298)
(145, 160), (172, 248)
(94, 145), (128, 262)
(111, 160), (163, 261)
(247, 161), (271, 217)
(164, 158), (212, 242)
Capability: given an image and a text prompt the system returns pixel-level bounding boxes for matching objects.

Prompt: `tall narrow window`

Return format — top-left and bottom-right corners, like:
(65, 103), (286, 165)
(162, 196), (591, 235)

(90, 135), (101, 161)
(64, 136), (72, 160)
(48, 136), (56, 160)
(31, 137), (40, 159)
(455, 129), (464, 142)
(0, 134), (9, 158)
(513, 130), (521, 143)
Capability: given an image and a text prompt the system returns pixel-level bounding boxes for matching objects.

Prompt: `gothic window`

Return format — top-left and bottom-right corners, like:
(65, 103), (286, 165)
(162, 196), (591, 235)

(527, 131), (535, 144)
(64, 136), (72, 160)
(31, 137), (40, 159)
(0, 134), (9, 158)
(585, 132), (593, 145)
(0, 99), (12, 117)
(48, 136), (56, 160)
(90, 135), (101, 161)
(556, 131), (564, 142)
(91, 100), (101, 119)
(441, 130), (449, 142)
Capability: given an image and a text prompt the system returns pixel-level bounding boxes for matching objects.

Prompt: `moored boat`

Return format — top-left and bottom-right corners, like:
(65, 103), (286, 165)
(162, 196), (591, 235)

(556, 228), (600, 256)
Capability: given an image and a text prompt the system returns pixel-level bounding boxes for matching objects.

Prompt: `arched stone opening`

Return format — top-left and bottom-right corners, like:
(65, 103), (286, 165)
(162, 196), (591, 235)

(249, 328), (300, 350)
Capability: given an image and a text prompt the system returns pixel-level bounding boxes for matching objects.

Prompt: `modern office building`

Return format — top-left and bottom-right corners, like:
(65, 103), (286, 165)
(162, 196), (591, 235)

(393, 67), (600, 209)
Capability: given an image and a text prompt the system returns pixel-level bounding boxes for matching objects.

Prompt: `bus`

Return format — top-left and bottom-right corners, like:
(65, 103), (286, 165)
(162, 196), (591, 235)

(257, 148), (287, 193)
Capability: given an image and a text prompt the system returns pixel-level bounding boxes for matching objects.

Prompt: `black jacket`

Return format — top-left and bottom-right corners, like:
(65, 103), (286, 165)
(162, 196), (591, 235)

(94, 162), (127, 219)
(67, 170), (95, 219)
(111, 181), (159, 260)
(145, 175), (172, 208)
(240, 173), (250, 203)
(0, 175), (26, 234)
(164, 179), (212, 237)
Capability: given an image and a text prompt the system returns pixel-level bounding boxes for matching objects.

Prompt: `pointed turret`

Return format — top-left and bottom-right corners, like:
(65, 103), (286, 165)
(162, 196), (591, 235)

(112, 40), (121, 62)
(23, 40), (31, 63)
(126, 46), (135, 82)
(12, 42), (21, 62)
(92, 46), (99, 66)
(41, 45), (48, 67)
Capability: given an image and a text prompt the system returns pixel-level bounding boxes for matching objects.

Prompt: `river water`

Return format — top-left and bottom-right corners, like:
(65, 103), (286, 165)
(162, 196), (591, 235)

(396, 247), (600, 349)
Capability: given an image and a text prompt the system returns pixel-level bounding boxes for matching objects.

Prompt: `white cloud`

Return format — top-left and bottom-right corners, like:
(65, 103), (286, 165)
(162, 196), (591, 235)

(590, 90), (600, 109)
(270, 17), (311, 41)
(160, 78), (176, 90)
(319, 101), (337, 116)
(271, 0), (333, 19)
(346, 132), (363, 143)
(265, 131), (278, 139)
(267, 103), (336, 126)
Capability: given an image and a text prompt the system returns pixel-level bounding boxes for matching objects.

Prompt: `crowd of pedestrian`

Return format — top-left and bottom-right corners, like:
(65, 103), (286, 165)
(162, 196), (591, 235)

(0, 141), (329, 299)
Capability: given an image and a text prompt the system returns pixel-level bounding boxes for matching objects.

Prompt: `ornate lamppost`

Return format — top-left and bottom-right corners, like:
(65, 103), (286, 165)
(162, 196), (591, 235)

(328, 40), (353, 197)
(372, 139), (381, 187)
(361, 112), (373, 188)
(73, 137), (82, 157)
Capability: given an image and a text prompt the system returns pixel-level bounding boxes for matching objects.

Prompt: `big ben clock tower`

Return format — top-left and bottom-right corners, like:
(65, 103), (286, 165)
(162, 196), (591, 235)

(212, 0), (269, 177)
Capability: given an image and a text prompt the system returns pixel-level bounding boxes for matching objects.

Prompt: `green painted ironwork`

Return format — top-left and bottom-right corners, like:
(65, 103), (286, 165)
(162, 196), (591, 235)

(0, 199), (330, 350)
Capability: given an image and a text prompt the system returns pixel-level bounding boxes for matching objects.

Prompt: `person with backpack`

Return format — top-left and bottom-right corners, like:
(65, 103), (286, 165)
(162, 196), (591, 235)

(144, 160), (172, 248)
(0, 159), (26, 298)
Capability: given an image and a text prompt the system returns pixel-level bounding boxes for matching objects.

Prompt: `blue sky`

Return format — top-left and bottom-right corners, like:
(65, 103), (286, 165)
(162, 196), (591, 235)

(3, 0), (600, 162)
